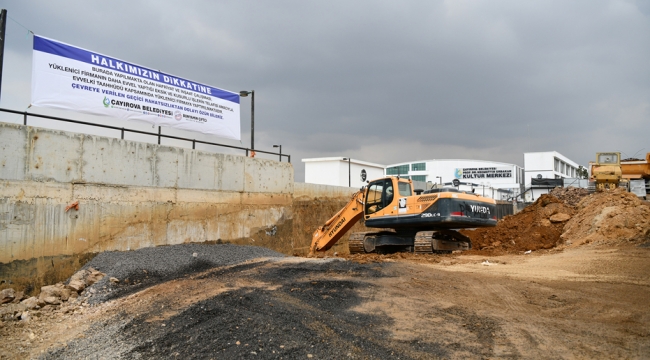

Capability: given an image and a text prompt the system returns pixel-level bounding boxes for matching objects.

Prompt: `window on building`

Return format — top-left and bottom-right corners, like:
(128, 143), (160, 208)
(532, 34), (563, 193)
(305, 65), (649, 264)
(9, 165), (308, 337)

(411, 175), (427, 182)
(411, 163), (426, 171)
(386, 165), (409, 175)
(554, 158), (560, 172)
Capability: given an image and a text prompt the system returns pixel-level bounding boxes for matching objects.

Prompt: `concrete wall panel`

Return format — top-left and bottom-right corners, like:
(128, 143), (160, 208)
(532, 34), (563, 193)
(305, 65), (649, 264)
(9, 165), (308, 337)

(0, 124), (26, 181)
(82, 136), (155, 186)
(244, 158), (293, 194)
(27, 128), (83, 183)
(219, 154), (245, 192)
(177, 149), (218, 190)
(154, 146), (180, 188)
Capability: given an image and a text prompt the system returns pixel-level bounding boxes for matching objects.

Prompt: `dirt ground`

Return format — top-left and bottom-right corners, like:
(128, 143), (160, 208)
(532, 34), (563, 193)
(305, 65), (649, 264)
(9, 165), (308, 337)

(2, 188), (649, 359)
(1, 241), (649, 359)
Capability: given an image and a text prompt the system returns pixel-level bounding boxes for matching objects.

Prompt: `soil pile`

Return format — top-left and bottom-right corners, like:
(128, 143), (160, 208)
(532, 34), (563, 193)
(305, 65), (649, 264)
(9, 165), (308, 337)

(461, 194), (575, 254)
(549, 186), (590, 207)
(561, 188), (650, 246)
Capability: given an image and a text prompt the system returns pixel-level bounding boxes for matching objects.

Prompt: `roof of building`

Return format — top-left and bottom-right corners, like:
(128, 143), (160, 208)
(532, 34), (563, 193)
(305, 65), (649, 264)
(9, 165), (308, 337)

(385, 159), (519, 168)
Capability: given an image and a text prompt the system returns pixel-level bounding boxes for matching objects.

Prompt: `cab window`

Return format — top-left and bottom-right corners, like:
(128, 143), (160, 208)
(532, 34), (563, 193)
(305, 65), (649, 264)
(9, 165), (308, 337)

(365, 181), (384, 214)
(398, 182), (412, 196)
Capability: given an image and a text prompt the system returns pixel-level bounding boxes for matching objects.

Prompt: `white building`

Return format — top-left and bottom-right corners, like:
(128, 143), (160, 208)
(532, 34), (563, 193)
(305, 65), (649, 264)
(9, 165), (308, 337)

(302, 157), (385, 188)
(523, 151), (581, 201)
(303, 152), (582, 202)
(384, 159), (525, 200)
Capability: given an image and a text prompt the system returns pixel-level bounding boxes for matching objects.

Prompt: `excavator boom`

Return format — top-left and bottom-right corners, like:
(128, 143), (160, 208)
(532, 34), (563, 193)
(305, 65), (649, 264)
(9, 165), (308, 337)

(310, 190), (365, 253)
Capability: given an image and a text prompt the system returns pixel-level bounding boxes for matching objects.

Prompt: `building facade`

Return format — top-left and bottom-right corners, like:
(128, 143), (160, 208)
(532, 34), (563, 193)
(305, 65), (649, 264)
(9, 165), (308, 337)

(302, 157), (385, 188)
(303, 151), (583, 202)
(384, 159), (525, 200)
(523, 151), (582, 202)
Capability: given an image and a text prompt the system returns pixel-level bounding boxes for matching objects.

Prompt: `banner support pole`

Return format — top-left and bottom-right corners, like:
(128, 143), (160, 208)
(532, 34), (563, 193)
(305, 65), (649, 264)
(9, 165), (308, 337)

(0, 9), (7, 102)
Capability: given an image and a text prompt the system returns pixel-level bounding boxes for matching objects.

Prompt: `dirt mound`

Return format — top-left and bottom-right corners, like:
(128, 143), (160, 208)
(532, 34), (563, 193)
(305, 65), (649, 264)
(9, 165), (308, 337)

(461, 194), (575, 255)
(549, 186), (590, 207)
(561, 188), (650, 246)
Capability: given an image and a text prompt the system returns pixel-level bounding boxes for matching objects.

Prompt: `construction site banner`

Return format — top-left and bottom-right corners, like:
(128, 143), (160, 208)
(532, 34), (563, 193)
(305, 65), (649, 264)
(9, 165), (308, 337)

(31, 35), (241, 140)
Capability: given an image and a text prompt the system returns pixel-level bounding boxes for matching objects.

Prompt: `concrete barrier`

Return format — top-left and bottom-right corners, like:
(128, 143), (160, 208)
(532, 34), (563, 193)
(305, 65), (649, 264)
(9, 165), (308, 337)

(0, 123), (369, 293)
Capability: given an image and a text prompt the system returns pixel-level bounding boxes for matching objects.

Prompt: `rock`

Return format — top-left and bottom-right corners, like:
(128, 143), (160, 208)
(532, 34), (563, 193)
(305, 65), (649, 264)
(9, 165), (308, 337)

(550, 213), (571, 223)
(539, 219), (552, 227)
(109, 277), (120, 284)
(11, 291), (25, 304)
(39, 284), (71, 303)
(85, 268), (106, 286)
(0, 288), (15, 304)
(20, 297), (40, 310)
(20, 311), (30, 322)
(67, 279), (86, 293)
(0, 303), (27, 317)
(43, 296), (61, 305)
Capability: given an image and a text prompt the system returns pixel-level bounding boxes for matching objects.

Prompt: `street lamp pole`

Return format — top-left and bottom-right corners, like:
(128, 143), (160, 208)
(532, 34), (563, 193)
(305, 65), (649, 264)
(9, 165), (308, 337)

(273, 144), (282, 162)
(435, 176), (442, 187)
(343, 157), (351, 187)
(239, 90), (255, 150)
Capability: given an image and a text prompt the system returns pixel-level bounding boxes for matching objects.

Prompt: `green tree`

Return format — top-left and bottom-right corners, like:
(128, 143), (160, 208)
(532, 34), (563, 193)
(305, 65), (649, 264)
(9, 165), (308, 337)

(577, 165), (589, 179)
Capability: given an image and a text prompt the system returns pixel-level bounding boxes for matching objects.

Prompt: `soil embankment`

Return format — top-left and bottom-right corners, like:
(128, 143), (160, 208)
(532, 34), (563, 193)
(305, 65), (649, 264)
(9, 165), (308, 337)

(462, 187), (650, 255)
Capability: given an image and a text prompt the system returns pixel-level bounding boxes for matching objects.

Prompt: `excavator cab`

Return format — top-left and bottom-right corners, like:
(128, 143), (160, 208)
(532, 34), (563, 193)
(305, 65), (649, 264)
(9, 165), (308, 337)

(365, 178), (412, 217)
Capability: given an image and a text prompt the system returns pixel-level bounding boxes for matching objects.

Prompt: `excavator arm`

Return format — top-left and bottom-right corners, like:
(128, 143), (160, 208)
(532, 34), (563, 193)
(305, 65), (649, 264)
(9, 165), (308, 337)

(310, 190), (365, 254)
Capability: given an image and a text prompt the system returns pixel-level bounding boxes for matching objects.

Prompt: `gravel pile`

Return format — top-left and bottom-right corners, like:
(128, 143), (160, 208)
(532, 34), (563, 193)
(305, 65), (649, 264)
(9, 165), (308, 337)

(78, 244), (285, 304)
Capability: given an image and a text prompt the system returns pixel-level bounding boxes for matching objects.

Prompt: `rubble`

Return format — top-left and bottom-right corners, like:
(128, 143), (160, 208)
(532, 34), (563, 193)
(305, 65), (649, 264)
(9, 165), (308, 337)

(463, 187), (650, 254)
(20, 297), (40, 310)
(561, 188), (650, 246)
(0, 288), (15, 304)
(549, 186), (590, 207)
(0, 267), (104, 323)
(461, 194), (574, 254)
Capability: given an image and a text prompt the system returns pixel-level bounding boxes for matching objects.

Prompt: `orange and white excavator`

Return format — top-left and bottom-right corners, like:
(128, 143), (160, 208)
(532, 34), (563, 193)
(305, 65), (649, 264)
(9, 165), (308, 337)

(310, 176), (498, 255)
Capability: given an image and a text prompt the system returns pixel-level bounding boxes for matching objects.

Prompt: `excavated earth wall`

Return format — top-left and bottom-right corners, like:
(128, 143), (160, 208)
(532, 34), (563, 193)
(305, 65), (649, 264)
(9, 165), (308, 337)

(0, 123), (360, 294)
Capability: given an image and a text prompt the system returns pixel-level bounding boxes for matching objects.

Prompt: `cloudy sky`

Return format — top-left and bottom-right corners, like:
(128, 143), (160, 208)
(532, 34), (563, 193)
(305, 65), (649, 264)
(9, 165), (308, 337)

(0, 0), (648, 181)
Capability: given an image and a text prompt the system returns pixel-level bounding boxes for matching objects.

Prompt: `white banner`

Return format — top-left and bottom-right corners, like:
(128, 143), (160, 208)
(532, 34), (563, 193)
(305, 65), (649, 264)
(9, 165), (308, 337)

(31, 35), (240, 140)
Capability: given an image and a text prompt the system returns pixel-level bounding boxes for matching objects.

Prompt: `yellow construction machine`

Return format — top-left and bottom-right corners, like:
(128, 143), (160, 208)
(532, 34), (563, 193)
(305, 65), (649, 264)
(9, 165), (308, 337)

(310, 176), (497, 255)
(590, 152), (628, 190)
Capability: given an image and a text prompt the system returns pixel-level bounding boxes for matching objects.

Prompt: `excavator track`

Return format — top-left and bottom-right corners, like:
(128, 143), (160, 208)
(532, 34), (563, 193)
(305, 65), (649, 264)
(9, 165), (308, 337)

(348, 232), (366, 254)
(414, 233), (434, 254)
(414, 230), (472, 253)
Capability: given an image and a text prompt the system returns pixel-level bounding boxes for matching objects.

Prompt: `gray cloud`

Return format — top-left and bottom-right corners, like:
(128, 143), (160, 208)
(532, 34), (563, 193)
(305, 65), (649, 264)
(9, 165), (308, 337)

(0, 0), (648, 180)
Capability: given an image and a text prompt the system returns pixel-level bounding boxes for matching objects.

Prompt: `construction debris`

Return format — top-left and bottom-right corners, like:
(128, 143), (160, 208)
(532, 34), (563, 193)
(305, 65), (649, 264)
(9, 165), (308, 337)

(561, 188), (650, 246)
(461, 194), (574, 254)
(549, 186), (590, 207)
(463, 187), (650, 254)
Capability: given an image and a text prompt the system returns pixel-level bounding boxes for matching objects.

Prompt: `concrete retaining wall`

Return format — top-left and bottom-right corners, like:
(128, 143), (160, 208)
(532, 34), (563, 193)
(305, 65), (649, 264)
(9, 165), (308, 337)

(0, 123), (365, 292)
(0, 123), (293, 264)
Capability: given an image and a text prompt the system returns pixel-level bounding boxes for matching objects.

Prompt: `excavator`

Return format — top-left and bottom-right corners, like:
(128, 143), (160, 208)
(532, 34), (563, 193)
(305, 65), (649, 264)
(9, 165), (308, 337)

(310, 176), (497, 255)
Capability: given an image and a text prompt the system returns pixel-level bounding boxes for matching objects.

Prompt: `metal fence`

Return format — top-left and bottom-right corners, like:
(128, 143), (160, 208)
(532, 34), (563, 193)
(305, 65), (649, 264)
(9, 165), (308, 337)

(0, 107), (290, 162)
